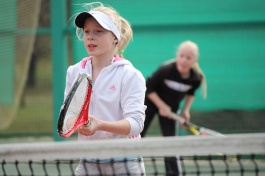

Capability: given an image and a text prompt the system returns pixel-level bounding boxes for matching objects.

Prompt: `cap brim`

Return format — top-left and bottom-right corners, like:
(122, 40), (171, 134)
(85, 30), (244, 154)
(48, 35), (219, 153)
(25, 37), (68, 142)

(74, 11), (120, 41)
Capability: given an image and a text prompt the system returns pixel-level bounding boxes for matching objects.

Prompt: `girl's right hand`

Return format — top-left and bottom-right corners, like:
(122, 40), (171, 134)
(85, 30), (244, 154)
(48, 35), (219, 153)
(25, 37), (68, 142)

(158, 105), (172, 119)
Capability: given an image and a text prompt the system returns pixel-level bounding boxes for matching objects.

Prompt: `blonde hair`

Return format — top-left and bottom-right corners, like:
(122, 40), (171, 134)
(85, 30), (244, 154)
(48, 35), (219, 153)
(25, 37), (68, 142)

(75, 2), (133, 57)
(178, 40), (207, 99)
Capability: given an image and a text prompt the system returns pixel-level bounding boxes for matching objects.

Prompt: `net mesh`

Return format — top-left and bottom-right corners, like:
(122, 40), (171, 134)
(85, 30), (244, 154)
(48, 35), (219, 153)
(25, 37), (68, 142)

(1, 133), (265, 176)
(0, 0), (41, 130)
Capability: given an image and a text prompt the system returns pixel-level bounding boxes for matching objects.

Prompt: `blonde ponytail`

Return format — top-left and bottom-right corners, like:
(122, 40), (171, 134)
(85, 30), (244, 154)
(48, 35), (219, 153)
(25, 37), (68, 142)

(193, 63), (207, 99)
(116, 17), (133, 57)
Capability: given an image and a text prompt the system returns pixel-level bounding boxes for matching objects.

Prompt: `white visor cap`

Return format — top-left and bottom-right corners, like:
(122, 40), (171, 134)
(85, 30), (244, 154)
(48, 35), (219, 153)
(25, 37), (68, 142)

(75, 11), (120, 41)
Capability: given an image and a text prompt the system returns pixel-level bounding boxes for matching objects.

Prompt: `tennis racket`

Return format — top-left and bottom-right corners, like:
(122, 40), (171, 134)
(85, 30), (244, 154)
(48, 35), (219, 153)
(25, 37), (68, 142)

(171, 113), (225, 137)
(57, 73), (93, 138)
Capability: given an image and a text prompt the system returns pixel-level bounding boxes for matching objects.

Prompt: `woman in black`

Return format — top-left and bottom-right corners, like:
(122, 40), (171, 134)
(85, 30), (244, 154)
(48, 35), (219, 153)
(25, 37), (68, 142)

(141, 40), (207, 176)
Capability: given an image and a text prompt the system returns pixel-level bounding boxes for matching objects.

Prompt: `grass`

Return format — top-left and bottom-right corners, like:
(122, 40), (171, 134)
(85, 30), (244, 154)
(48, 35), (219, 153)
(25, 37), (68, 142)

(0, 58), (53, 140)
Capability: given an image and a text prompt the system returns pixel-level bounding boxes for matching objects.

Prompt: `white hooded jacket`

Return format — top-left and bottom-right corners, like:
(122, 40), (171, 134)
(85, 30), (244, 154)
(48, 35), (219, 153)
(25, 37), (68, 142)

(64, 55), (146, 141)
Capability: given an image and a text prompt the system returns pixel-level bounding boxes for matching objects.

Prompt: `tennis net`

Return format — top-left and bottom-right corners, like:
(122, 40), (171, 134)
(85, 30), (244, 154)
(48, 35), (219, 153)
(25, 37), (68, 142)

(1, 133), (265, 176)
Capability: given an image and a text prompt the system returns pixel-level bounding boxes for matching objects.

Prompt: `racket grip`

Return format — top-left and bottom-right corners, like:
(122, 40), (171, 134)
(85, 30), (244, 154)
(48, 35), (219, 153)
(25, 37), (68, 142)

(84, 119), (91, 127)
(171, 113), (186, 124)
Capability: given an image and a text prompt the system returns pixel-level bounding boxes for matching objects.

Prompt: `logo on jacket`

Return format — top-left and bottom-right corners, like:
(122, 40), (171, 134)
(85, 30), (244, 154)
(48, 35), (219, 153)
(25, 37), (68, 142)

(109, 85), (116, 90)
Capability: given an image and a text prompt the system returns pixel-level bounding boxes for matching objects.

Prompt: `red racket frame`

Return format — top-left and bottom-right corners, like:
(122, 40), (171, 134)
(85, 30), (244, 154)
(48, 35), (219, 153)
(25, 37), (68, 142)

(58, 75), (93, 138)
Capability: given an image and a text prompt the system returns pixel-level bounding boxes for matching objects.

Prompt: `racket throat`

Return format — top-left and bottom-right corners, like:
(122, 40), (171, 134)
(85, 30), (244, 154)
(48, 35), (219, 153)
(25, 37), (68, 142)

(84, 119), (91, 126)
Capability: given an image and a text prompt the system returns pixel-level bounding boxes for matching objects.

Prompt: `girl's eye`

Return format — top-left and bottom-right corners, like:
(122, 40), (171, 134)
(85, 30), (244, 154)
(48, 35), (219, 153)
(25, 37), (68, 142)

(83, 30), (103, 34)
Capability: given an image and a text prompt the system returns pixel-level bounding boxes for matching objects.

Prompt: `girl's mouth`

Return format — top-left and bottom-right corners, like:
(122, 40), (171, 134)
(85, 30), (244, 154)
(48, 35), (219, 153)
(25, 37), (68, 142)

(88, 44), (97, 48)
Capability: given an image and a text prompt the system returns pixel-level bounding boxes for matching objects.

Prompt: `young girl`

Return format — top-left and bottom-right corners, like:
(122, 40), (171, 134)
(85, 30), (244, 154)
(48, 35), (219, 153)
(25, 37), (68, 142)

(64, 2), (146, 175)
(141, 40), (207, 175)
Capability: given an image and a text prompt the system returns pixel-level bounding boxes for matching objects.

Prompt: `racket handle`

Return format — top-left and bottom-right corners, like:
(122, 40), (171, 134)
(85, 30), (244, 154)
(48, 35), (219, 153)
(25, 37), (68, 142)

(84, 119), (91, 127)
(171, 113), (186, 124)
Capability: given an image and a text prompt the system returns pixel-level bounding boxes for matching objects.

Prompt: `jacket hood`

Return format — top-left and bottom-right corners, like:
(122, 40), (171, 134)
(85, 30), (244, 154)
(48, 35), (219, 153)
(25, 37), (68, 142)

(80, 54), (133, 71)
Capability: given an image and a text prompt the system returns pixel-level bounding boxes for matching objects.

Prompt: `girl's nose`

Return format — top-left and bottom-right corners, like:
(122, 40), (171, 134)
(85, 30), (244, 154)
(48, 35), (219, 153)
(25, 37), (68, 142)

(87, 34), (94, 40)
(85, 32), (95, 40)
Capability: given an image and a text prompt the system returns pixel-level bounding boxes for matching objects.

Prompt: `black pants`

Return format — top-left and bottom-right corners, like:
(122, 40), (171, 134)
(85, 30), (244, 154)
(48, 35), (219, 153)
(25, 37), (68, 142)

(141, 99), (177, 137)
(141, 102), (181, 175)
(165, 157), (181, 176)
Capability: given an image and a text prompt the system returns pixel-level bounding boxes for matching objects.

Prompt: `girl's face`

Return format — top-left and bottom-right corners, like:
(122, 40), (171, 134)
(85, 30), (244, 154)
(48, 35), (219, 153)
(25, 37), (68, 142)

(83, 17), (117, 58)
(176, 46), (197, 75)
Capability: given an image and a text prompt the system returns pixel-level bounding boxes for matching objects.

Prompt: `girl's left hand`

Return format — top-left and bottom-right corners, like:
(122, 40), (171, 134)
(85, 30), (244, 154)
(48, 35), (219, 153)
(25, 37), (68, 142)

(180, 111), (191, 129)
(181, 111), (191, 122)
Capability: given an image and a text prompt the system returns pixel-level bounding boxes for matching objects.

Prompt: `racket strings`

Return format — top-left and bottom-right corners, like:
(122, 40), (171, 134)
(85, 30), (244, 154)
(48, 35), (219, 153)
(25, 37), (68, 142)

(62, 79), (90, 134)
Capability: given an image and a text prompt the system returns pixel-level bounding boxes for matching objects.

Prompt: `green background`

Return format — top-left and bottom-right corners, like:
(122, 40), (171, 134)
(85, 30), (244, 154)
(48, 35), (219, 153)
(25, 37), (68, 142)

(0, 0), (265, 141)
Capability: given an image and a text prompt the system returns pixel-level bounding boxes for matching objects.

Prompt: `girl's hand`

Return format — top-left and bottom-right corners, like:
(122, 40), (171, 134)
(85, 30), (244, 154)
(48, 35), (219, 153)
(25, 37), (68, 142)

(181, 111), (191, 122)
(78, 115), (101, 136)
(158, 105), (172, 119)
(179, 111), (191, 129)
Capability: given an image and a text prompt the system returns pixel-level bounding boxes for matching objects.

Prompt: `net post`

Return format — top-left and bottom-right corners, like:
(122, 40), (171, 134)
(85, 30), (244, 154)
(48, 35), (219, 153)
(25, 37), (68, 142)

(51, 0), (68, 141)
